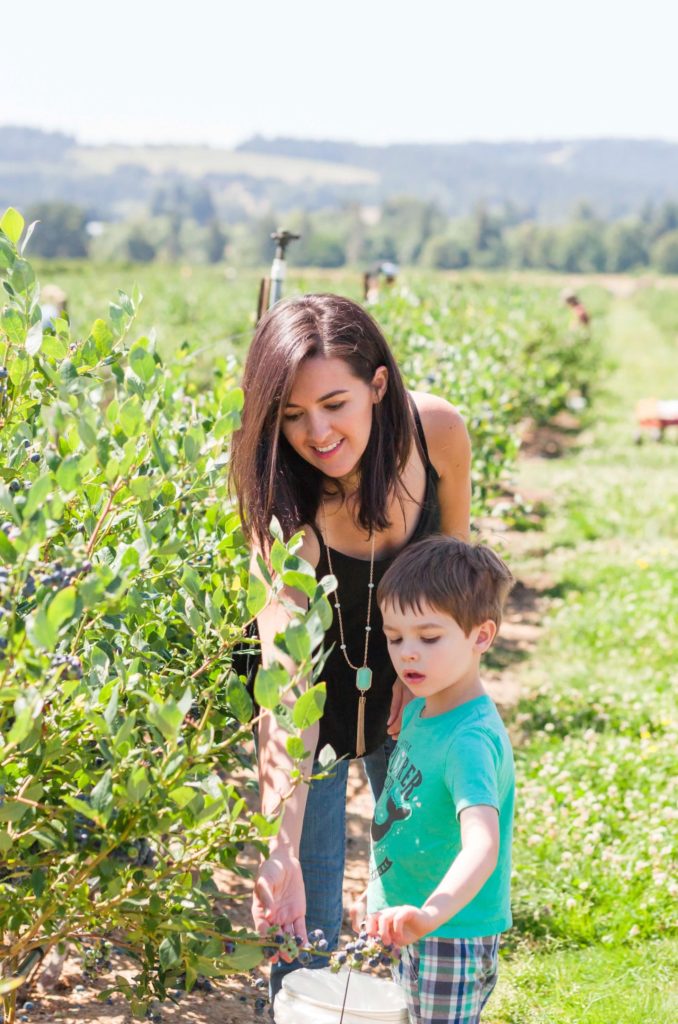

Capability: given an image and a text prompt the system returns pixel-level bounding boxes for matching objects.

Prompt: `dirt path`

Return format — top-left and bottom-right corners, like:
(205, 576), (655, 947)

(20, 497), (551, 1024)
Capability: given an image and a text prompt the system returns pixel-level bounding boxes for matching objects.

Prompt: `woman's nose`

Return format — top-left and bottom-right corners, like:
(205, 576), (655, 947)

(306, 410), (331, 442)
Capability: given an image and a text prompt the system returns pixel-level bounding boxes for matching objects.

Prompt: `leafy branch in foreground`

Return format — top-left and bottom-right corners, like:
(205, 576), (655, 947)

(0, 208), (334, 1021)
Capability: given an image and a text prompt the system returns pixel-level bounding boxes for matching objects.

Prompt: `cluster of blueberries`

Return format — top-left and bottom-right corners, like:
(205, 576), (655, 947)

(260, 924), (397, 971)
(40, 559), (92, 590)
(50, 652), (84, 680)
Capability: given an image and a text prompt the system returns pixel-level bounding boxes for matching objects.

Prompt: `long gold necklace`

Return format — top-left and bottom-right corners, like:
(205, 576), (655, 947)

(321, 500), (376, 757)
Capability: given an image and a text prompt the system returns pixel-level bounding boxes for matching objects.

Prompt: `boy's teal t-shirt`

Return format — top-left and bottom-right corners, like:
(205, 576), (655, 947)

(367, 694), (515, 939)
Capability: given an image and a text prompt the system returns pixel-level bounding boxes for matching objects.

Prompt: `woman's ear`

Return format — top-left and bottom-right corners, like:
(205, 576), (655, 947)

(474, 620), (497, 653)
(371, 365), (389, 402)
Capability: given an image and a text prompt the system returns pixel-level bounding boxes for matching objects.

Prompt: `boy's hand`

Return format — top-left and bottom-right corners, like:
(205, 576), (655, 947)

(349, 890), (368, 933)
(366, 905), (430, 947)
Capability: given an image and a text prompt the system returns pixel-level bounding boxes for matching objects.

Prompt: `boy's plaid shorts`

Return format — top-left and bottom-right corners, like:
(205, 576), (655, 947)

(393, 934), (500, 1024)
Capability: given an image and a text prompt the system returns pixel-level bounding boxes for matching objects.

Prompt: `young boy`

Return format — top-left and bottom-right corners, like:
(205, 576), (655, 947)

(360, 535), (515, 1024)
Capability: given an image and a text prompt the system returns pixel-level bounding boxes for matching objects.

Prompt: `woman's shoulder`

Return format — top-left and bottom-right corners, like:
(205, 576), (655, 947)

(408, 391), (470, 473)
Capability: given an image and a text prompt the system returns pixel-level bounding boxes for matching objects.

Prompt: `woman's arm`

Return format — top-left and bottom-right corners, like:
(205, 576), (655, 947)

(251, 528), (321, 945)
(413, 392), (472, 542)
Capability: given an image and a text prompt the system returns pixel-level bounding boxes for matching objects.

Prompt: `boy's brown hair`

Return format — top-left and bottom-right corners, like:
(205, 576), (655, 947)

(377, 535), (514, 636)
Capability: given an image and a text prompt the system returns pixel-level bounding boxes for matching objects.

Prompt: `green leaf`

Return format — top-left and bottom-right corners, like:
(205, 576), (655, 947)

(9, 349), (32, 386)
(0, 207), (24, 245)
(151, 430), (170, 472)
(251, 811), (282, 837)
(254, 665), (287, 710)
(1, 308), (24, 346)
(0, 234), (16, 269)
(0, 975), (27, 995)
(223, 943), (263, 972)
(0, 530), (17, 564)
(91, 771), (114, 823)
(285, 735), (307, 760)
(91, 318), (114, 356)
(47, 586), (76, 631)
(281, 570), (316, 599)
(147, 699), (184, 742)
(126, 766), (150, 803)
(119, 397), (143, 437)
(159, 934), (181, 970)
(25, 323), (43, 355)
(30, 606), (57, 650)
(56, 455), (83, 492)
(226, 677), (253, 723)
(284, 621), (311, 663)
(23, 475), (53, 520)
(62, 794), (106, 828)
(130, 345), (156, 382)
(292, 683), (326, 730)
(246, 572), (267, 617)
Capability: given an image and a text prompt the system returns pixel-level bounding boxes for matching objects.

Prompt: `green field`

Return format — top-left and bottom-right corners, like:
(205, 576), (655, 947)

(491, 288), (678, 1023)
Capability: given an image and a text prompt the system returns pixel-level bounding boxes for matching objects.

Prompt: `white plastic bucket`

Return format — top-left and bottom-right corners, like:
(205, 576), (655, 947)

(274, 967), (409, 1024)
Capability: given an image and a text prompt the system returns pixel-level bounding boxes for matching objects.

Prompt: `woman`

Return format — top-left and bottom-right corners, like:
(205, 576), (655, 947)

(230, 294), (471, 996)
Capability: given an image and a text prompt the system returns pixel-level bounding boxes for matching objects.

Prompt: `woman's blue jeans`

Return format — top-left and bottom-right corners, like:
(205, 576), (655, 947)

(269, 737), (395, 1001)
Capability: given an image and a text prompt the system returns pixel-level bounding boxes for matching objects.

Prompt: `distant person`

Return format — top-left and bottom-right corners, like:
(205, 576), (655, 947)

(364, 261), (399, 304)
(39, 284), (68, 329)
(562, 289), (590, 327)
(353, 535), (515, 1024)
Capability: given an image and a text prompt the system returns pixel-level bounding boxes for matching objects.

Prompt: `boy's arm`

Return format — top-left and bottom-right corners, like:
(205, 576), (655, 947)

(367, 805), (499, 947)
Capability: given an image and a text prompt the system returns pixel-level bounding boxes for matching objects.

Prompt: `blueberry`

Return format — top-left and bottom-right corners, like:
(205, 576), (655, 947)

(316, 939), (328, 950)
(254, 997), (266, 1016)
(297, 950), (312, 965)
(274, 933), (284, 945)
(353, 952), (363, 963)
(368, 956), (380, 967)
(380, 954), (393, 965)
(21, 1003), (34, 1011)
(254, 978), (266, 990)
(224, 941), (235, 954)
(336, 952), (347, 965)
(355, 940), (366, 951)
(262, 945), (276, 959)
(30, 453), (40, 463)
(345, 942), (356, 953)
(0, 368), (7, 379)
(359, 930), (368, 941)
(22, 438), (30, 448)
(9, 480), (20, 494)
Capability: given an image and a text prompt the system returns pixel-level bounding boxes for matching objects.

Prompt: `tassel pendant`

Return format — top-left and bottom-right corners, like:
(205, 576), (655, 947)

(356, 693), (367, 757)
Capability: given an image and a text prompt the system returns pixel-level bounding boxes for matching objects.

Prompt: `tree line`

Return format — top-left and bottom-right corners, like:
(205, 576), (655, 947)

(21, 191), (678, 274)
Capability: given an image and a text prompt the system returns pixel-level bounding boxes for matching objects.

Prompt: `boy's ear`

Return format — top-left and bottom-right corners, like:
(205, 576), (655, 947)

(474, 620), (497, 653)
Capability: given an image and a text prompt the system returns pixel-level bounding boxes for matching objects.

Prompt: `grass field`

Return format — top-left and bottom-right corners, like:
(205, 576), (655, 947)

(490, 289), (678, 1022)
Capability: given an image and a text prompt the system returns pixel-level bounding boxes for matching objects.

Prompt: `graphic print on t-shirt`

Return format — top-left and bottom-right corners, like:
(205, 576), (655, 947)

(370, 737), (423, 880)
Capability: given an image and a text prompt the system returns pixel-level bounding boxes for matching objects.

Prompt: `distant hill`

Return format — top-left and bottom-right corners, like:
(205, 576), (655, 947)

(237, 135), (678, 218)
(2, 125), (678, 221)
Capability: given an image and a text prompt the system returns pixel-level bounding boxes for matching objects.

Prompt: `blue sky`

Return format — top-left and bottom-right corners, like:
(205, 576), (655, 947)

(5, 0), (677, 147)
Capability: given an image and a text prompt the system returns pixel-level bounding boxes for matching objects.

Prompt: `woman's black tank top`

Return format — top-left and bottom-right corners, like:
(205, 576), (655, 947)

(309, 405), (442, 760)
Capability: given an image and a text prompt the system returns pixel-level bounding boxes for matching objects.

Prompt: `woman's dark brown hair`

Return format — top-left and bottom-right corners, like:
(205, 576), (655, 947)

(230, 293), (414, 552)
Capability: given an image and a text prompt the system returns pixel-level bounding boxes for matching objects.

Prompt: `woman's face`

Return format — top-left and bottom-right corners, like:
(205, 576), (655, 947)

(281, 355), (388, 483)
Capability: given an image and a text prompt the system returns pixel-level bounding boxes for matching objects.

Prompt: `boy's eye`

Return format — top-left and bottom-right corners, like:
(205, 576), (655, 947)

(386, 636), (401, 645)
(422, 636), (441, 644)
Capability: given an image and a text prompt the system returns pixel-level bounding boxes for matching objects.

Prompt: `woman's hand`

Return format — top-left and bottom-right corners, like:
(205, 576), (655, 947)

(387, 678), (414, 739)
(253, 845), (307, 960)
(366, 905), (430, 947)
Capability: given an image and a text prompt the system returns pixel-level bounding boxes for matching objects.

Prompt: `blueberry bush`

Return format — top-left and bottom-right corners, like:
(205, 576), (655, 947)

(0, 209), (334, 1022)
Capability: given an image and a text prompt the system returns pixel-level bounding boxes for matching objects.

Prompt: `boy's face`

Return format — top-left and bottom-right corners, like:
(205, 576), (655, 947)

(381, 600), (496, 716)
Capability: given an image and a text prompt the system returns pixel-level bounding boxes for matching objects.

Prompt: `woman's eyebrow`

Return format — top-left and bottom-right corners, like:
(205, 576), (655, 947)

(285, 388), (350, 408)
